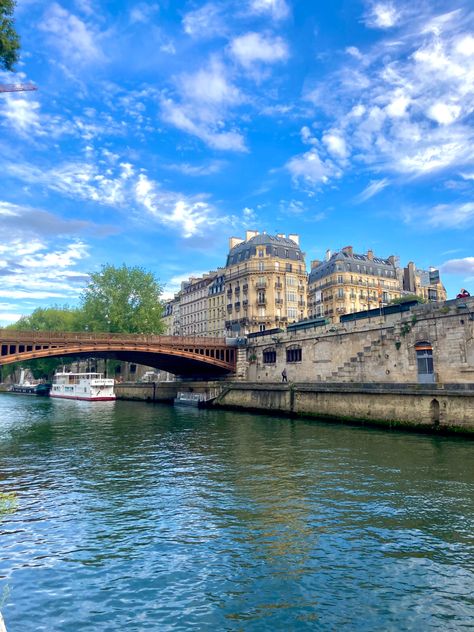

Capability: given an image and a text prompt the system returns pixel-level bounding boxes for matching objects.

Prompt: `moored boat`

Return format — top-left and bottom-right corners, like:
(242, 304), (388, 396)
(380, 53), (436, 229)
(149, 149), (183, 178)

(50, 371), (115, 401)
(9, 369), (51, 396)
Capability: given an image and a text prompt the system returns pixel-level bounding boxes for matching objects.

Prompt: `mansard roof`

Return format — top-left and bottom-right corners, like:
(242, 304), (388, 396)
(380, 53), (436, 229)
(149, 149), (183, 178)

(309, 249), (396, 283)
(226, 233), (304, 266)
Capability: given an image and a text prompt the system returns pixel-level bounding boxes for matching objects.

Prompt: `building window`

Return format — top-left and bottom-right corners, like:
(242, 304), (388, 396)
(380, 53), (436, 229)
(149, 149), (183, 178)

(263, 348), (276, 363)
(286, 347), (302, 362)
(287, 307), (297, 319)
(286, 291), (297, 302)
(287, 276), (296, 286)
(337, 288), (344, 298)
(338, 275), (343, 283)
(259, 324), (266, 332)
(258, 261), (264, 271)
(286, 263), (292, 272)
(258, 249), (264, 257)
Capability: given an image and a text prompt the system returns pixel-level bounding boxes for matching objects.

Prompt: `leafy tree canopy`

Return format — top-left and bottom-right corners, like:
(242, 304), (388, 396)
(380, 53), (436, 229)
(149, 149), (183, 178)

(6, 305), (82, 332)
(80, 264), (164, 334)
(4, 306), (83, 379)
(390, 294), (425, 305)
(0, 0), (20, 71)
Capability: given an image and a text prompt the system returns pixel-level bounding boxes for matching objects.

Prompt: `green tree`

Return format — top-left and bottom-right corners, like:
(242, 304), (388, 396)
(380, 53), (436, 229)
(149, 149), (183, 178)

(80, 264), (164, 334)
(389, 295), (425, 305)
(0, 0), (20, 71)
(7, 305), (82, 332)
(4, 306), (83, 379)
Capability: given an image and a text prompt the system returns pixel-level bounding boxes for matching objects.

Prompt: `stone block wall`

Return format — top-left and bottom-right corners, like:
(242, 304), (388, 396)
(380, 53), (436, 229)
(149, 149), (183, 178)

(246, 298), (474, 385)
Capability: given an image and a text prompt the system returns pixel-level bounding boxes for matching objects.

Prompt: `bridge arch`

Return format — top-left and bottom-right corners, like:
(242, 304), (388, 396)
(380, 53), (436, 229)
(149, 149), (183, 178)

(0, 332), (236, 378)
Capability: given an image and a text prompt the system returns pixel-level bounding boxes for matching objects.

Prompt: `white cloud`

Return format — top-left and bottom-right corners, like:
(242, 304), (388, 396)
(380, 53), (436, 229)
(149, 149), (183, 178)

(427, 202), (474, 228)
(286, 148), (334, 185)
(322, 130), (348, 159)
(365, 2), (400, 29)
(427, 102), (461, 125)
(161, 58), (247, 152)
(166, 161), (226, 176)
(134, 173), (224, 238)
(182, 3), (227, 39)
(440, 257), (474, 277)
(355, 178), (390, 202)
(248, 0), (290, 21)
(180, 58), (241, 106)
(0, 97), (42, 135)
(161, 99), (247, 151)
(130, 2), (159, 24)
(299, 6), (474, 181)
(4, 157), (234, 237)
(230, 32), (289, 68)
(40, 3), (103, 63)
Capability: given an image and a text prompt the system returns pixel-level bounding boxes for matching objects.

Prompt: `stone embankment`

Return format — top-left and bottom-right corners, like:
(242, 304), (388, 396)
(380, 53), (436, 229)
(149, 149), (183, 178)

(213, 382), (474, 435)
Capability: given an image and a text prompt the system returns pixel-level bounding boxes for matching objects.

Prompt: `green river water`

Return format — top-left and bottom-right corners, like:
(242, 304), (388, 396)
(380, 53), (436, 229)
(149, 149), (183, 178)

(0, 394), (473, 631)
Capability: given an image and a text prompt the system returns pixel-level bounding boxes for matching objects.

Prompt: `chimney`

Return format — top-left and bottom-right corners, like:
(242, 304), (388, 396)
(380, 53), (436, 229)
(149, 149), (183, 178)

(288, 234), (299, 245)
(367, 249), (374, 260)
(245, 230), (259, 241)
(311, 259), (321, 269)
(341, 245), (353, 256)
(325, 249), (331, 261)
(229, 236), (244, 250)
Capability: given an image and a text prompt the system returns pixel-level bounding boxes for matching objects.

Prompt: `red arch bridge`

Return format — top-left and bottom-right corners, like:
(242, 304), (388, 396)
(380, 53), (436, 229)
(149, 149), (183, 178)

(0, 331), (238, 378)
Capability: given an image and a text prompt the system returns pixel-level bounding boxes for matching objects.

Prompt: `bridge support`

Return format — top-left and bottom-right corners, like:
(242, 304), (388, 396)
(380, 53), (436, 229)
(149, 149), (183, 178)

(235, 347), (249, 381)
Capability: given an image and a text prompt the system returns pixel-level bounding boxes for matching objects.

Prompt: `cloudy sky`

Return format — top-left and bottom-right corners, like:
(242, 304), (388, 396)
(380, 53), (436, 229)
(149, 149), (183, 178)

(0, 0), (473, 324)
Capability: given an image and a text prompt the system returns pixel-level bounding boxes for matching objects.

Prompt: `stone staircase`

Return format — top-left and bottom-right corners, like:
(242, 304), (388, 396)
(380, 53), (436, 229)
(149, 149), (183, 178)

(326, 334), (388, 382)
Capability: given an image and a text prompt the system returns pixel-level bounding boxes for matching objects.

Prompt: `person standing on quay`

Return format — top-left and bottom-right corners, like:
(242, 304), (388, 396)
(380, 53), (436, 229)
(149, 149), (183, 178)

(281, 368), (288, 382)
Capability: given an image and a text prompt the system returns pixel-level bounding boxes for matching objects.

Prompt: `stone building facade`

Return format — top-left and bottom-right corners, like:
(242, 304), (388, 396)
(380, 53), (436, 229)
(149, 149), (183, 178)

(224, 231), (308, 335)
(179, 272), (216, 337)
(402, 261), (447, 303)
(308, 246), (402, 321)
(207, 268), (226, 338)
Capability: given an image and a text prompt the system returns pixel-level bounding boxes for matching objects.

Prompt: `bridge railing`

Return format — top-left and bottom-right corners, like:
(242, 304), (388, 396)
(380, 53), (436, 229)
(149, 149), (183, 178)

(0, 331), (229, 346)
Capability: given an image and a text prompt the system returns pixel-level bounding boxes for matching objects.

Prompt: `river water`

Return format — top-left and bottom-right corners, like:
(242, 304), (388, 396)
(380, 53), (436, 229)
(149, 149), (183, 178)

(0, 395), (473, 631)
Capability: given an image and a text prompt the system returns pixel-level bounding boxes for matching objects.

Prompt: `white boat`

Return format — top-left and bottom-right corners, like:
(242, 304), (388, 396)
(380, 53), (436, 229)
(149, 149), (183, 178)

(50, 371), (115, 401)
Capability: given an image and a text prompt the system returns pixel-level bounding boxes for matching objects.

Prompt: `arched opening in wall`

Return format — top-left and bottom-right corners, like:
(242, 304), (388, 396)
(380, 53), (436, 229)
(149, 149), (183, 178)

(415, 342), (435, 384)
(430, 398), (440, 426)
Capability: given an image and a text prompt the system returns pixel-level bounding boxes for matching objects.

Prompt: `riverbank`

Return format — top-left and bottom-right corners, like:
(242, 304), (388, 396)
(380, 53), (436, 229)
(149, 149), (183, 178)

(213, 382), (474, 436)
(112, 380), (474, 436)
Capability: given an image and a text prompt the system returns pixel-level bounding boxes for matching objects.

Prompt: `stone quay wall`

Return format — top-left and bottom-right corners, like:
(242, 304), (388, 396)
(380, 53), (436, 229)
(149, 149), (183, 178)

(245, 298), (474, 385)
(214, 382), (474, 435)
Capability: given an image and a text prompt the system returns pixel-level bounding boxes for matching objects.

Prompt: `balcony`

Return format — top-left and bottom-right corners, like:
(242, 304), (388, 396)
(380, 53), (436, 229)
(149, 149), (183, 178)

(255, 280), (267, 289)
(275, 282), (282, 289)
(235, 302), (241, 311)
(227, 304), (233, 313)
(243, 300), (248, 308)
(242, 284), (248, 292)
(235, 286), (240, 295)
(227, 290), (232, 298)
(257, 298), (266, 306)
(275, 298), (283, 305)
(298, 301), (306, 307)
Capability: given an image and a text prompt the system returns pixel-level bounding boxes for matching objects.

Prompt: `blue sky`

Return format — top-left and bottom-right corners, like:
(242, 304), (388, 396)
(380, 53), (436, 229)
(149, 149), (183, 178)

(0, 0), (473, 324)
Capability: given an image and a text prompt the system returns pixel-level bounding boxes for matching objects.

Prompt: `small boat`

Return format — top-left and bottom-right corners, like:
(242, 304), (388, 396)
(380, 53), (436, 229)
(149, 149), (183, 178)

(174, 390), (220, 408)
(9, 369), (51, 396)
(50, 370), (115, 401)
(174, 392), (206, 407)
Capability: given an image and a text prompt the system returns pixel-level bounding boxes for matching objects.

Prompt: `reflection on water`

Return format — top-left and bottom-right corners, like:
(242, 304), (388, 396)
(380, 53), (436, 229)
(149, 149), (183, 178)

(0, 395), (473, 631)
